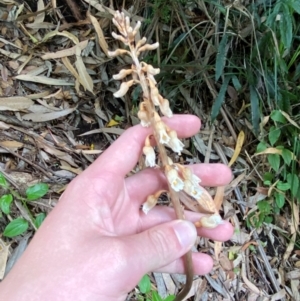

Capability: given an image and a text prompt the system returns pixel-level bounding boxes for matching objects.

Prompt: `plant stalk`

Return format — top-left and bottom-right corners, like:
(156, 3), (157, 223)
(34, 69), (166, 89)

(129, 43), (193, 301)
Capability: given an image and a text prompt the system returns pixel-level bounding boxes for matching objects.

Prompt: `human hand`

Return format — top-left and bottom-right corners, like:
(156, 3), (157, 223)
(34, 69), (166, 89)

(0, 115), (233, 301)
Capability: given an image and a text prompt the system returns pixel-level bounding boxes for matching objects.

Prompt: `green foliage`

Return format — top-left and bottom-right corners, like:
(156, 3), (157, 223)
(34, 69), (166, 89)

(0, 173), (8, 188)
(137, 275), (175, 301)
(0, 194), (13, 215)
(26, 183), (49, 201)
(0, 172), (48, 237)
(3, 218), (29, 238)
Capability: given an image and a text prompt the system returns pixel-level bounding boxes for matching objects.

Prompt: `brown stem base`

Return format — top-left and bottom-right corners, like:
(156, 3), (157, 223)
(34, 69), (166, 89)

(173, 250), (193, 301)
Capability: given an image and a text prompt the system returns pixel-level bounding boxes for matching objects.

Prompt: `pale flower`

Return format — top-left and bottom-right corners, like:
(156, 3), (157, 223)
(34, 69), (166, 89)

(167, 130), (184, 154)
(166, 167), (184, 192)
(143, 145), (156, 167)
(183, 180), (202, 199)
(182, 167), (201, 185)
(159, 97), (173, 117)
(113, 69), (133, 80)
(156, 121), (170, 144)
(142, 194), (158, 214)
(149, 79), (160, 106)
(113, 80), (134, 98)
(137, 102), (150, 127)
(199, 214), (224, 228)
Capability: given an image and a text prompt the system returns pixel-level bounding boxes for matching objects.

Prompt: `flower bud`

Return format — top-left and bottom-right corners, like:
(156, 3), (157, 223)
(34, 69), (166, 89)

(132, 21), (141, 36)
(137, 42), (159, 55)
(113, 69), (133, 80)
(108, 48), (129, 57)
(113, 80), (134, 98)
(136, 37), (147, 50)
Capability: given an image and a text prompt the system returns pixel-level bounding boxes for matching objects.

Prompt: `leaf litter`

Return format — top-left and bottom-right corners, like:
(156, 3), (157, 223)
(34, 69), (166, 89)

(0, 1), (299, 300)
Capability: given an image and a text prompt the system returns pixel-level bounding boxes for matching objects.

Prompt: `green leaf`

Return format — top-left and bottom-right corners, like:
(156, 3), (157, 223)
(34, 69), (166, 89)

(0, 194), (13, 215)
(26, 183), (49, 201)
(256, 141), (267, 153)
(0, 173), (8, 188)
(215, 33), (228, 81)
(267, 154), (280, 172)
(138, 275), (151, 294)
(34, 213), (46, 228)
(287, 173), (299, 197)
(163, 296), (175, 301)
(263, 172), (274, 186)
(274, 192), (285, 208)
(151, 291), (162, 301)
(290, 0), (300, 14)
(257, 200), (271, 214)
(211, 76), (230, 122)
(249, 85), (260, 135)
(280, 4), (293, 49)
(264, 215), (273, 224)
(270, 110), (286, 123)
(281, 148), (293, 166)
(231, 75), (242, 92)
(276, 181), (291, 191)
(268, 126), (281, 146)
(3, 218), (29, 237)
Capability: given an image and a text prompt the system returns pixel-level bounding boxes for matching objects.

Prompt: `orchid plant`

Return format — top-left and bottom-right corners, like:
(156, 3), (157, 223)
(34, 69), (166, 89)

(109, 11), (223, 301)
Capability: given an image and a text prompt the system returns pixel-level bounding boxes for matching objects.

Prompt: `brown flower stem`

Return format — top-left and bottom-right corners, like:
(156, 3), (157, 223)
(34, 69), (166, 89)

(129, 41), (193, 301)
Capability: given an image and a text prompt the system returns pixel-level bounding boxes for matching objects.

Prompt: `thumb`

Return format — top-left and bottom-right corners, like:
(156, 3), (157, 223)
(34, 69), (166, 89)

(120, 220), (196, 277)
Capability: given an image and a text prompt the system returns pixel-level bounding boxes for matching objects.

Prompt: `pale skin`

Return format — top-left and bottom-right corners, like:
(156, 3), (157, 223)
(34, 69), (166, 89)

(0, 115), (233, 301)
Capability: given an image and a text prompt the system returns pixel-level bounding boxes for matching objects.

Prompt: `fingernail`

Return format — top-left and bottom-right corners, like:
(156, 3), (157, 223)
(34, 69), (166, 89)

(173, 221), (197, 249)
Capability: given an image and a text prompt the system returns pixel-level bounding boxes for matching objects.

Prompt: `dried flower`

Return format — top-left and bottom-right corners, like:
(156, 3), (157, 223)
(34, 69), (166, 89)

(113, 80), (135, 98)
(166, 166), (184, 192)
(167, 130), (184, 154)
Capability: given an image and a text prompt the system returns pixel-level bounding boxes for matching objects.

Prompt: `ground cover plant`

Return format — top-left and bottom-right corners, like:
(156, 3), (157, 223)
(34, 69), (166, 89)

(0, 0), (299, 300)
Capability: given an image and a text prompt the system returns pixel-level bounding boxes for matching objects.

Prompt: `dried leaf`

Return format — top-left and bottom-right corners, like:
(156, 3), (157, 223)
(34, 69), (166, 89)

(74, 46), (94, 93)
(79, 127), (124, 136)
(15, 74), (74, 86)
(228, 130), (245, 167)
(42, 40), (89, 60)
(87, 11), (109, 55)
(22, 107), (77, 122)
(0, 140), (24, 149)
(0, 239), (9, 280)
(0, 97), (33, 111)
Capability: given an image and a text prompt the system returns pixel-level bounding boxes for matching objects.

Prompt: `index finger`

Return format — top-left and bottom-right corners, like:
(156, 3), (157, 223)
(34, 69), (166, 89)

(86, 115), (201, 177)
